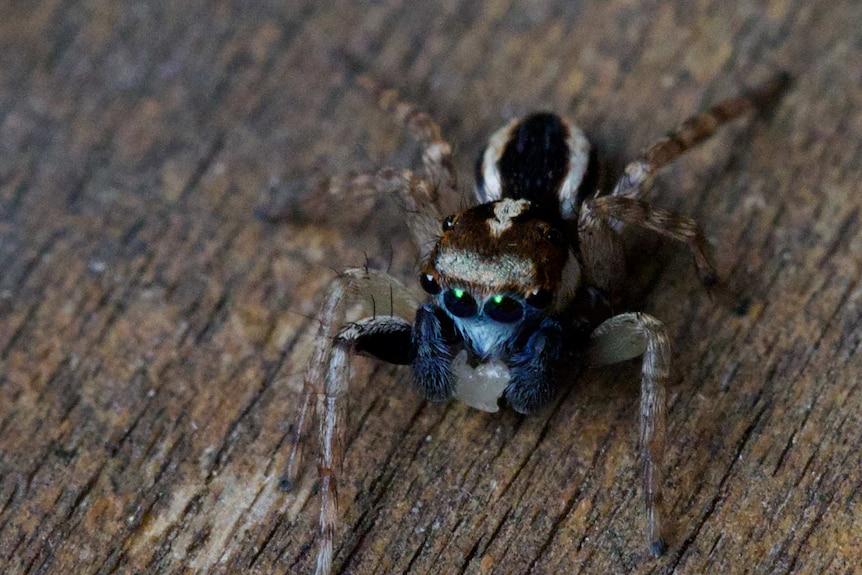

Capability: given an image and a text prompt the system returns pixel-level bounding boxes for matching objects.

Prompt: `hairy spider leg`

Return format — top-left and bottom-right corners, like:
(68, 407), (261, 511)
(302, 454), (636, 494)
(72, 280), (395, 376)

(567, 75), (789, 553)
(265, 78), (462, 242)
(581, 195), (718, 289)
(285, 82), (473, 573)
(575, 74), (791, 293)
(284, 269), (419, 575)
(281, 168), (446, 492)
(263, 168), (444, 256)
(357, 75), (459, 196)
(586, 312), (670, 555)
(611, 72), (791, 200)
(283, 269), (419, 488)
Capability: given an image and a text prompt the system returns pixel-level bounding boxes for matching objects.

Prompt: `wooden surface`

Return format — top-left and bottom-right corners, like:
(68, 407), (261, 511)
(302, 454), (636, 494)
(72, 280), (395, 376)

(1, 1), (860, 574)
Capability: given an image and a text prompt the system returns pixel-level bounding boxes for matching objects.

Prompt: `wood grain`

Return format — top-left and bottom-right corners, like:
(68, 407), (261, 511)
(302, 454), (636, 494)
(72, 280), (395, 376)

(1, 1), (860, 574)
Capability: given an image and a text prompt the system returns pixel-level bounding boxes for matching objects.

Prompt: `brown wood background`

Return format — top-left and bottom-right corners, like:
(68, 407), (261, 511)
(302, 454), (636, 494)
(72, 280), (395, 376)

(1, 1), (860, 574)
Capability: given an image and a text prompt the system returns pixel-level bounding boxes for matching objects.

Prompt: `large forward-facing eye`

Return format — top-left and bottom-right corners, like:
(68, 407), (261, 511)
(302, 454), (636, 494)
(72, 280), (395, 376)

(443, 288), (479, 318)
(484, 295), (524, 323)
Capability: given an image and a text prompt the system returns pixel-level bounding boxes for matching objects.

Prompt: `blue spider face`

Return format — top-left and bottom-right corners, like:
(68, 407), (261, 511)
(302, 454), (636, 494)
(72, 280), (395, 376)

(437, 287), (546, 360)
(417, 275), (555, 360)
(444, 289), (522, 322)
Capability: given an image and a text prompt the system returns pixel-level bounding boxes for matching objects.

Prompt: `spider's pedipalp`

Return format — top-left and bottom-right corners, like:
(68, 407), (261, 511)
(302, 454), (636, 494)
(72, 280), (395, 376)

(411, 303), (459, 401)
(503, 316), (570, 414)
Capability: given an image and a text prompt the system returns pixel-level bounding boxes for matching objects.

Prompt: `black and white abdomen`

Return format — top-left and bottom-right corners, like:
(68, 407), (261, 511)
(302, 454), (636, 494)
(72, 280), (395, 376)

(474, 113), (599, 221)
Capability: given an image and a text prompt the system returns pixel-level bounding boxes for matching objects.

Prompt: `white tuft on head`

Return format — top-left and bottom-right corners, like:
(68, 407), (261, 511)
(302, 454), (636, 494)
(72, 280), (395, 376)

(488, 198), (531, 237)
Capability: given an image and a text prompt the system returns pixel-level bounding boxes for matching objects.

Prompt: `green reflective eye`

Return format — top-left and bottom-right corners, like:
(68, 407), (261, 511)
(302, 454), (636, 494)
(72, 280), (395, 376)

(484, 294), (524, 323)
(444, 289), (478, 318)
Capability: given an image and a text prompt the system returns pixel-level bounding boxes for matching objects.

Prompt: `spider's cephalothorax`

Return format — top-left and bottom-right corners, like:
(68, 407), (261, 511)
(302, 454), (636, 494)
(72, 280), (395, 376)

(417, 194), (582, 413)
(282, 73), (790, 575)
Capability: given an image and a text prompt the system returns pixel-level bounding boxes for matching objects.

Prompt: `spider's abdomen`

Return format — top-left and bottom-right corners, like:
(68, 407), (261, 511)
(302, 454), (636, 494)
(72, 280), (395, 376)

(475, 112), (599, 220)
(498, 113), (571, 203)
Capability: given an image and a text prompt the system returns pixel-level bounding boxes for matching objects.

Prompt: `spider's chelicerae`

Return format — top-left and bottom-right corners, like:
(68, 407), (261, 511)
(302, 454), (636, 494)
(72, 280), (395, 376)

(281, 73), (789, 574)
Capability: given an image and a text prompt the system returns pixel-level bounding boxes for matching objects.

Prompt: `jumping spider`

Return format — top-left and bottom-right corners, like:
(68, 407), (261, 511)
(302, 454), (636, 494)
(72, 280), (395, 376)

(279, 73), (789, 574)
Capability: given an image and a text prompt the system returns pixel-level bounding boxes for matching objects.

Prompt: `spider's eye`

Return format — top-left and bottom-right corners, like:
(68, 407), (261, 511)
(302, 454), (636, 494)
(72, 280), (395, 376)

(420, 273), (441, 295)
(545, 228), (564, 246)
(484, 294), (524, 323)
(442, 215), (457, 232)
(443, 288), (478, 318)
(526, 288), (552, 310)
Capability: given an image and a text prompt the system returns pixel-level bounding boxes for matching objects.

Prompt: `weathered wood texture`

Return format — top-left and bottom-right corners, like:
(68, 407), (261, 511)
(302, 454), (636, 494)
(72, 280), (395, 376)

(1, 1), (860, 574)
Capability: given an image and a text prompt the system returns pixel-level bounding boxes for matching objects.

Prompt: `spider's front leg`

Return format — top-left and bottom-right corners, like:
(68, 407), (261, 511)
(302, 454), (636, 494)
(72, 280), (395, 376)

(283, 268), (419, 575)
(586, 312), (670, 556)
(578, 197), (694, 555)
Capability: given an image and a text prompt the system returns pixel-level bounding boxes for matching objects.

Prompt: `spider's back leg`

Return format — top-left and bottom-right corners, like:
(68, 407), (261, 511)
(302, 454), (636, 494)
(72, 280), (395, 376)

(611, 72), (791, 200)
(261, 167), (444, 258)
(580, 195), (718, 289)
(357, 75), (459, 202)
(262, 78), (457, 258)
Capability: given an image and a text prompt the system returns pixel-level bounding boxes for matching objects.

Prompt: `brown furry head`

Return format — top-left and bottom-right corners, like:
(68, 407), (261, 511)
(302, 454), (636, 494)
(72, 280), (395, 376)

(422, 198), (579, 308)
